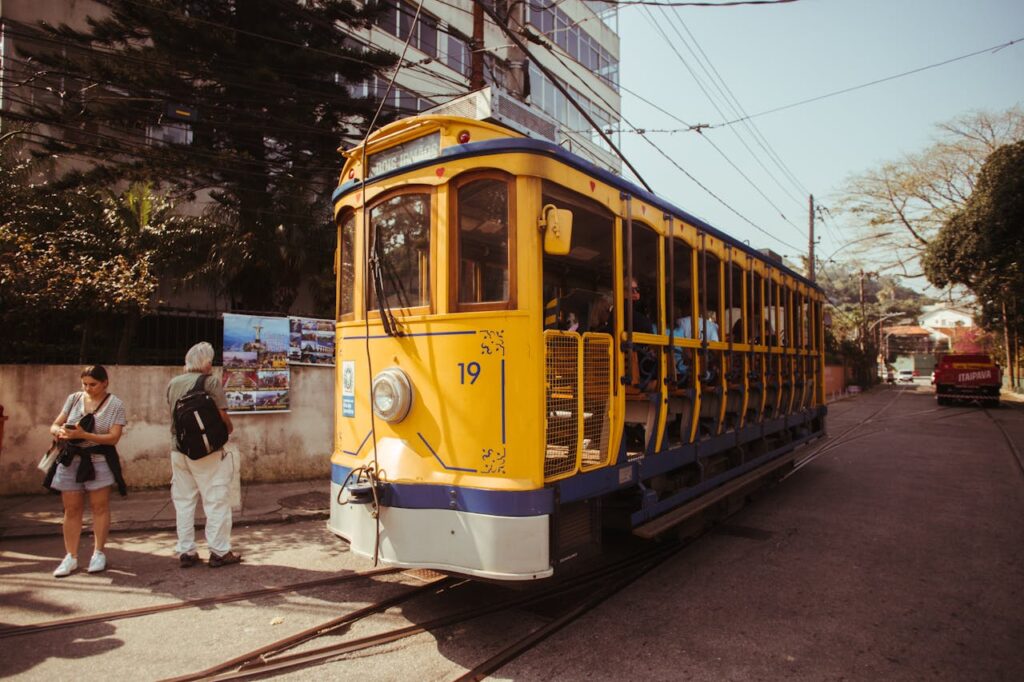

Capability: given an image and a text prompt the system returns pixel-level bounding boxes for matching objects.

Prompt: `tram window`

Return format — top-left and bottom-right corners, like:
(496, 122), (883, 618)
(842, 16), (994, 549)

(766, 278), (781, 347)
(541, 182), (614, 332)
(367, 191), (431, 310)
(696, 246), (722, 342)
(666, 237), (694, 337)
(338, 212), (355, 320)
(803, 297), (812, 349)
(779, 284), (793, 348)
(454, 177), (511, 307)
(628, 223), (660, 334)
(726, 258), (745, 342)
(751, 272), (765, 344)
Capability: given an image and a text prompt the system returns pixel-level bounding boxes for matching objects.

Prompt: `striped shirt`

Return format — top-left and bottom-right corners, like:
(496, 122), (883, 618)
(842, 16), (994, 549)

(61, 392), (127, 462)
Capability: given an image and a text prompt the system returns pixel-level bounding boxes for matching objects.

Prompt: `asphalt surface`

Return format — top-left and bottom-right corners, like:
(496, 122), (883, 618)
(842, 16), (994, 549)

(1, 383), (1023, 681)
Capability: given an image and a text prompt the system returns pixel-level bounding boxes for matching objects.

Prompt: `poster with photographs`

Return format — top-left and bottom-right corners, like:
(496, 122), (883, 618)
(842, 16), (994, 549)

(288, 316), (335, 367)
(222, 313), (290, 413)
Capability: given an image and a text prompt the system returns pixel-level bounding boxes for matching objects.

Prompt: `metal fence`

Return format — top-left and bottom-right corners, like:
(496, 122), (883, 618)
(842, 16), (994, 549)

(0, 307), (272, 366)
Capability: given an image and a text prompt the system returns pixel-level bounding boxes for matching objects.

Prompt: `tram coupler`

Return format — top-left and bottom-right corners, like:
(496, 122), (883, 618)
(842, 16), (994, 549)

(345, 480), (377, 505)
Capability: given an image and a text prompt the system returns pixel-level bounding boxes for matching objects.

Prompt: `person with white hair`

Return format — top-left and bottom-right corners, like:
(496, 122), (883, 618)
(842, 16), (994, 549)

(165, 341), (239, 568)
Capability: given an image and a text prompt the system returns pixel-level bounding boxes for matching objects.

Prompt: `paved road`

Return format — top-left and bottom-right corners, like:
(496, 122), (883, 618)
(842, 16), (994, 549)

(2, 384), (1022, 680)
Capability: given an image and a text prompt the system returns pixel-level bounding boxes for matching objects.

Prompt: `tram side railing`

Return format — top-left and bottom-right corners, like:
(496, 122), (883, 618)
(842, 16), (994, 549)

(543, 331), (614, 481)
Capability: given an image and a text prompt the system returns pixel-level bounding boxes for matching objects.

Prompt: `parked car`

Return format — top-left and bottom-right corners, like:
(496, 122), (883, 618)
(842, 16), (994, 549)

(898, 369), (915, 383)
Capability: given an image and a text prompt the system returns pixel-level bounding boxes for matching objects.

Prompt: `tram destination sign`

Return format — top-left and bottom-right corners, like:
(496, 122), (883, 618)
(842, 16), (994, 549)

(367, 131), (440, 178)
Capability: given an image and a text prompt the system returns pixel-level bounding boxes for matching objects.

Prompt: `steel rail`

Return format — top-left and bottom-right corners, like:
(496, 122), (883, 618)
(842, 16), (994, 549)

(182, 545), (680, 680)
(164, 574), (455, 682)
(785, 388), (904, 477)
(0, 566), (403, 640)
(453, 549), (680, 682)
(984, 407), (1024, 478)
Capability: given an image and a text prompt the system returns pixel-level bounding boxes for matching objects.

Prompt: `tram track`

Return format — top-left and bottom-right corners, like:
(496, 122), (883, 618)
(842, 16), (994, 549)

(163, 544), (682, 681)
(786, 387), (905, 477)
(983, 407), (1024, 477)
(0, 566), (402, 640)
(789, 386), (1024, 480)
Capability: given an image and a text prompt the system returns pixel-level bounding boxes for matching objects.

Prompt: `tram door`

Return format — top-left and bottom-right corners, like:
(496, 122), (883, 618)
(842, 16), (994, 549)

(540, 183), (616, 480)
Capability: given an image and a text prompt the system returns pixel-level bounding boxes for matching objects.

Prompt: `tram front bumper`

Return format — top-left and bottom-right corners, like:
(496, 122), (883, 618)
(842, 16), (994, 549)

(328, 481), (553, 581)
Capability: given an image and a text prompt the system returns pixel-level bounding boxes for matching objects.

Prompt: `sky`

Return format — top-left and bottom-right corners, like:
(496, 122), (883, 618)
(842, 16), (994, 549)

(613, 0), (1024, 274)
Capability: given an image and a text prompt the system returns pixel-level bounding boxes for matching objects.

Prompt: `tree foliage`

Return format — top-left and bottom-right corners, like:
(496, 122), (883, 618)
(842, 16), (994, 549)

(818, 260), (933, 344)
(837, 107), (1024, 280)
(1, 135), (213, 314)
(923, 141), (1024, 376)
(10, 0), (397, 312)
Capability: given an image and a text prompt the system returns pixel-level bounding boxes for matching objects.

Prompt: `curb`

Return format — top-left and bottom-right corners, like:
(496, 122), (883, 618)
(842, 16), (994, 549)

(0, 510), (330, 540)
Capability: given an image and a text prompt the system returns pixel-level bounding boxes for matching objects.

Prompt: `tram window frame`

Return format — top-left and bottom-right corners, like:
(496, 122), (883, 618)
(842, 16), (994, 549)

(751, 270), (765, 345)
(781, 283), (795, 349)
(767, 276), (781, 348)
(665, 235), (696, 338)
(365, 186), (434, 315)
(696, 241), (723, 343)
(337, 210), (356, 322)
(726, 254), (745, 343)
(541, 182), (615, 335)
(449, 171), (517, 312)
(627, 221), (662, 335)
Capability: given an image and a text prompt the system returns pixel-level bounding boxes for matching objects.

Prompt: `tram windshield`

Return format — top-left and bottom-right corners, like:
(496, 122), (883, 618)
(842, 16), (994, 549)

(367, 191), (431, 311)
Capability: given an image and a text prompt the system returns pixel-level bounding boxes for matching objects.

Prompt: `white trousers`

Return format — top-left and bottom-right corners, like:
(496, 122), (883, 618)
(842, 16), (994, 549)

(171, 449), (234, 556)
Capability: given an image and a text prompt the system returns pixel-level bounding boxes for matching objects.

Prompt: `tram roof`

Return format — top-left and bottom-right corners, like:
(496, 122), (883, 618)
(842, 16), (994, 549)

(333, 132), (819, 291)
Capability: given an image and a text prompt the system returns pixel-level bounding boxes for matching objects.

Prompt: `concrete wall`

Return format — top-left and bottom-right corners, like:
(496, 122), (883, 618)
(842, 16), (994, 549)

(0, 365), (333, 495)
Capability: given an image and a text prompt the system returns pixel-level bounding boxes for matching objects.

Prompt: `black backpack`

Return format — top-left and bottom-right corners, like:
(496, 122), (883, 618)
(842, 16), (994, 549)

(174, 374), (229, 460)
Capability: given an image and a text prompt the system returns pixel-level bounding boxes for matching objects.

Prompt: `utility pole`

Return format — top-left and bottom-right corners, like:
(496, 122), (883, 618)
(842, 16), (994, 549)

(808, 194), (815, 282)
(470, 2), (485, 90)
(859, 268), (866, 354)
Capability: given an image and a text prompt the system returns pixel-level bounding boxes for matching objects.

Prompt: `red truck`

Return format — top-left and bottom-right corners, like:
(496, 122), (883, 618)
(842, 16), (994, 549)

(933, 353), (1002, 407)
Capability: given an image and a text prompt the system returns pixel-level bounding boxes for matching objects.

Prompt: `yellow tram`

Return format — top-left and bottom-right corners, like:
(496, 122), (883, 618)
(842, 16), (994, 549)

(328, 114), (826, 580)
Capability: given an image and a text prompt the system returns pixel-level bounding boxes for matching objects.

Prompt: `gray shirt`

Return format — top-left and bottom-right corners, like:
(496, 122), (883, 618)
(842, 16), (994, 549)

(167, 372), (228, 451)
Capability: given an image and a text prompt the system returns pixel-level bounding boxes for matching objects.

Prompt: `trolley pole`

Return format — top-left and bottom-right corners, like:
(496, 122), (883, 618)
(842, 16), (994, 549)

(808, 194), (815, 282)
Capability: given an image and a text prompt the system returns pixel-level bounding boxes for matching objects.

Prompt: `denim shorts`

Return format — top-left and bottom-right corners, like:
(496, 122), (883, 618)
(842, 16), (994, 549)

(50, 456), (115, 492)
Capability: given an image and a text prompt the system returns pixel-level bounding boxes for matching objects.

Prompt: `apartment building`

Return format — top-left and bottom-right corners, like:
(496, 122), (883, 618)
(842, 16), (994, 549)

(2, 0), (622, 171)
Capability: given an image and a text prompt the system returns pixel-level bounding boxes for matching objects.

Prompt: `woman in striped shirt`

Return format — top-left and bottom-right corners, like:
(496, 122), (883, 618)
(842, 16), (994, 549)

(46, 365), (127, 577)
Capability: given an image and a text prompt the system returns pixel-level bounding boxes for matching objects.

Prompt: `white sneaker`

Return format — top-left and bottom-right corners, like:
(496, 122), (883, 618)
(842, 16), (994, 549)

(53, 554), (78, 578)
(87, 551), (107, 574)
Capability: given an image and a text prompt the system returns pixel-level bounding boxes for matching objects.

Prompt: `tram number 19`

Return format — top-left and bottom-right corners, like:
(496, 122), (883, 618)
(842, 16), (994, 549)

(458, 361), (481, 385)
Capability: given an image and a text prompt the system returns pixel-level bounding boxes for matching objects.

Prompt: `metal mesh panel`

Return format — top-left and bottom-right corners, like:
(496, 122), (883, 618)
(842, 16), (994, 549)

(581, 334), (613, 470)
(544, 332), (580, 480)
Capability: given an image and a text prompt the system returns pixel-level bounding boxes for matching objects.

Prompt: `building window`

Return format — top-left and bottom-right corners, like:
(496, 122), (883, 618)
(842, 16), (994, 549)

(445, 32), (471, 78)
(374, 1), (439, 58)
(526, 5), (619, 89)
(145, 123), (193, 146)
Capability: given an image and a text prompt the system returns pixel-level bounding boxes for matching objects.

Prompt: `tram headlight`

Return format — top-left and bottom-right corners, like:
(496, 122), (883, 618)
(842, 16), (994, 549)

(371, 367), (413, 423)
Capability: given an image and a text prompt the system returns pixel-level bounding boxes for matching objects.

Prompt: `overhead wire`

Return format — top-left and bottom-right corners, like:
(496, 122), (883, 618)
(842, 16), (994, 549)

(522, 12), (804, 252)
(717, 35), (1024, 127)
(640, 6), (806, 235)
(661, 8), (810, 199)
